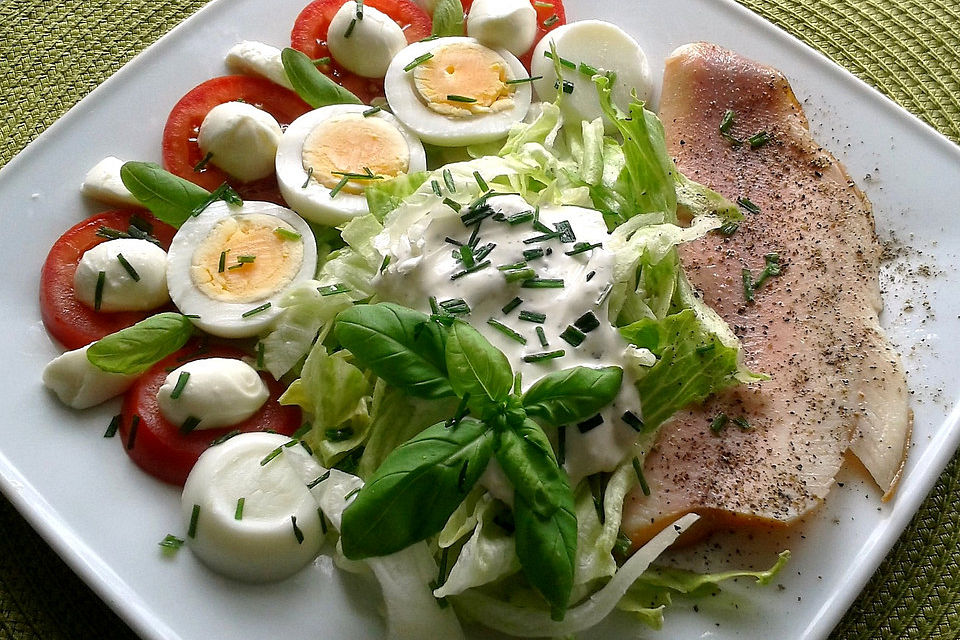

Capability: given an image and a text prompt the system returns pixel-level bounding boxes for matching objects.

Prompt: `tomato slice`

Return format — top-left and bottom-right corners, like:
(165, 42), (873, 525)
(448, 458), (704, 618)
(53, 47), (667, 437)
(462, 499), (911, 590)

(161, 76), (312, 204)
(39, 210), (178, 351)
(517, 0), (566, 69)
(118, 344), (303, 486)
(290, 0), (432, 104)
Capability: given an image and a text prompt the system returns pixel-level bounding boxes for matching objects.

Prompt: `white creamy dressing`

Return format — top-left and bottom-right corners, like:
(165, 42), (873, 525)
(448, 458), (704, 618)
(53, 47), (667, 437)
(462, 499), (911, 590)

(375, 194), (642, 486)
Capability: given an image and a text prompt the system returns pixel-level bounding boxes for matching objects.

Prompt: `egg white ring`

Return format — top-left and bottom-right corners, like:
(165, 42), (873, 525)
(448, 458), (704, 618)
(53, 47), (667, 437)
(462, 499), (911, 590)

(166, 200), (318, 339)
(276, 104), (427, 226)
(384, 37), (532, 147)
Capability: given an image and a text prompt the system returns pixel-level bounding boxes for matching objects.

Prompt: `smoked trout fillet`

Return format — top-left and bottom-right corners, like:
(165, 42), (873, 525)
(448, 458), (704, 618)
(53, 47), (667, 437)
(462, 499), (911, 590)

(622, 43), (911, 544)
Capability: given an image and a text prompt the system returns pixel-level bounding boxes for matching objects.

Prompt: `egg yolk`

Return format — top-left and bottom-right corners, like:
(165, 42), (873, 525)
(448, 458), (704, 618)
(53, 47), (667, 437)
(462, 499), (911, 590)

(190, 214), (304, 303)
(413, 42), (514, 117)
(301, 114), (410, 195)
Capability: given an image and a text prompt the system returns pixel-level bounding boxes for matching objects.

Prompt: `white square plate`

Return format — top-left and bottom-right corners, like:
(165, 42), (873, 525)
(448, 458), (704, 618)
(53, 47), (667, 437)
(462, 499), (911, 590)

(2, 0), (958, 638)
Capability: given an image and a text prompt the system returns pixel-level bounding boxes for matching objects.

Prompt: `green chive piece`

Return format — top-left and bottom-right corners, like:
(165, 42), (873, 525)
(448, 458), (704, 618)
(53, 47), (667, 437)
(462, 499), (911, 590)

(522, 248), (546, 261)
(505, 75), (542, 85)
(442, 197), (461, 212)
(450, 260), (491, 280)
(718, 221), (740, 236)
(126, 414), (139, 450)
(574, 311), (600, 333)
(632, 457), (651, 496)
(473, 171), (488, 192)
(710, 412), (729, 434)
(719, 109), (735, 134)
(749, 131), (771, 149)
(188, 504), (200, 538)
(218, 251), (226, 273)
(104, 414), (121, 438)
(260, 446), (283, 466)
(242, 302), (272, 318)
(193, 151), (213, 172)
(487, 318), (527, 344)
(737, 196), (760, 214)
(543, 13), (559, 26)
(560, 325), (586, 347)
(94, 271), (106, 311)
(503, 268), (536, 283)
(523, 230), (563, 244)
(329, 175), (350, 198)
(379, 255), (392, 273)
(622, 411), (644, 432)
(459, 245), (476, 268)
(536, 326), (548, 347)
(179, 416), (201, 434)
(557, 79), (574, 94)
(308, 470), (331, 489)
(501, 297), (523, 314)
(523, 349), (565, 363)
(431, 180), (443, 197)
(578, 61), (599, 77)
(170, 371), (190, 400)
(521, 278), (564, 288)
(442, 168), (456, 192)
(440, 298), (470, 315)
(256, 341), (265, 369)
(302, 166), (314, 189)
(344, 17), (357, 37)
(158, 534), (185, 553)
(753, 253), (783, 288)
(274, 227), (302, 241)
(543, 50), (575, 69)
(446, 94), (477, 103)
(116, 253), (140, 281)
(355, 0), (364, 19)
(344, 487), (361, 501)
(210, 429), (240, 446)
(505, 210), (535, 225)
(311, 56), (332, 65)
(235, 498), (245, 521)
(518, 310), (546, 324)
(577, 413), (603, 433)
(292, 515), (304, 544)
(319, 509), (328, 534)
(403, 52), (434, 72)
(565, 241), (601, 256)
(742, 269), (755, 303)
(734, 416), (752, 430)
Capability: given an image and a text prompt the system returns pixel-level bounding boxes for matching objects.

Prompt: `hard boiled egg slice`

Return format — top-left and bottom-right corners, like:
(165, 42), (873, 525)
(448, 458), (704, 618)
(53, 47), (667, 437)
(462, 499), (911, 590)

(384, 37), (532, 147)
(166, 200), (317, 338)
(530, 20), (653, 132)
(276, 104), (426, 226)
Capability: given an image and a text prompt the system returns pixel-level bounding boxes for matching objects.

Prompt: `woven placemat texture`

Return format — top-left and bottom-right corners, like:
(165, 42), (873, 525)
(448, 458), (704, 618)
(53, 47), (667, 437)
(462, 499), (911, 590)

(1, 0), (958, 638)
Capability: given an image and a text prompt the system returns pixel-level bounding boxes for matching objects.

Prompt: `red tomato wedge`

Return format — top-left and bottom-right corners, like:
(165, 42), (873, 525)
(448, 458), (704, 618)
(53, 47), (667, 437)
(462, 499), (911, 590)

(39, 210), (177, 351)
(161, 76), (311, 204)
(458, 0), (566, 68)
(290, 0), (432, 104)
(118, 344), (303, 486)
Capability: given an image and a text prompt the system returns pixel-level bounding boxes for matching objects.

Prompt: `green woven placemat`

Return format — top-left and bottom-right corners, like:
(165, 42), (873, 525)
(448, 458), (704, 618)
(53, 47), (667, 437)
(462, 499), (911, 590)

(0, 0), (958, 638)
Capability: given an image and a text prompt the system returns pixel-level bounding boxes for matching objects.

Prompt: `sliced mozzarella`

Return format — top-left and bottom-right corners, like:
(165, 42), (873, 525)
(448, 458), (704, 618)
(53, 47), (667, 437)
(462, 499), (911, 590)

(73, 238), (169, 312)
(384, 37), (532, 147)
(327, 2), (407, 78)
(467, 0), (537, 57)
(166, 200), (317, 339)
(197, 102), (283, 182)
(276, 104), (426, 225)
(181, 432), (325, 582)
(80, 156), (140, 207)
(42, 344), (137, 409)
(225, 41), (294, 90)
(530, 21), (652, 131)
(157, 358), (269, 430)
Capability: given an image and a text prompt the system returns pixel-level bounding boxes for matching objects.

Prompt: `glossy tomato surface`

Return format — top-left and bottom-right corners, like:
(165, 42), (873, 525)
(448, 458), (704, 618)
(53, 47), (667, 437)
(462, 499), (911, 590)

(161, 75), (311, 203)
(290, 0), (432, 104)
(118, 344), (303, 486)
(39, 210), (177, 350)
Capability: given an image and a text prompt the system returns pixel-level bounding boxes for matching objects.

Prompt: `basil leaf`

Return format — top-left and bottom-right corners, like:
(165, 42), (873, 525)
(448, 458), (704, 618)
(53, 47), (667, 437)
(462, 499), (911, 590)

(86, 312), (194, 374)
(445, 319), (512, 414)
(497, 419), (577, 620)
(119, 162), (211, 228)
(335, 303), (454, 398)
(281, 47), (362, 107)
(522, 366), (623, 427)
(340, 418), (494, 559)
(431, 0), (465, 37)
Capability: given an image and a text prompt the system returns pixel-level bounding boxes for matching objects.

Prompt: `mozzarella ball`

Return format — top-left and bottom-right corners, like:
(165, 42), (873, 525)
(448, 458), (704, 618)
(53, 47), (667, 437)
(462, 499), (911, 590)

(384, 37), (532, 147)
(467, 0), (537, 57)
(197, 102), (283, 182)
(74, 238), (169, 312)
(531, 21), (652, 131)
(166, 200), (317, 338)
(225, 41), (294, 91)
(42, 344), (138, 409)
(328, 2), (407, 78)
(80, 156), (140, 207)
(157, 358), (269, 430)
(276, 104), (427, 225)
(181, 432), (326, 582)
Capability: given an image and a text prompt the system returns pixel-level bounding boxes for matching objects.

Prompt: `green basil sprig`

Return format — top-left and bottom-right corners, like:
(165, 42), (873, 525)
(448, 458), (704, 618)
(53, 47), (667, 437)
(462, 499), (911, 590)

(431, 0), (465, 37)
(335, 303), (624, 619)
(86, 312), (194, 374)
(280, 47), (362, 107)
(119, 161), (241, 228)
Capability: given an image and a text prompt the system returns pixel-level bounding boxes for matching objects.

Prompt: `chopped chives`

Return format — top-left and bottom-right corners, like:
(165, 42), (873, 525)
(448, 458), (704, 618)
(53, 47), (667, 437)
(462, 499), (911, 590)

(536, 326), (548, 347)
(733, 416), (752, 430)
(234, 497), (245, 520)
(170, 371), (190, 399)
(307, 470), (331, 489)
(242, 302), (272, 318)
(557, 425), (566, 464)
(210, 429), (240, 446)
(574, 311), (600, 333)
(126, 414), (139, 450)
(403, 52), (434, 72)
(487, 318), (527, 344)
(444, 237), (462, 248)
(710, 412), (729, 434)
(505, 210), (535, 225)
(523, 230), (562, 244)
(311, 56), (332, 65)
(543, 13), (559, 26)
(442, 168), (456, 192)
(632, 457), (651, 496)
(523, 349), (565, 363)
(431, 180), (443, 197)
(193, 151), (213, 172)
(104, 414), (121, 438)
(473, 171), (488, 192)
(292, 422), (312, 440)
(344, 487), (361, 501)
(300, 440), (314, 456)
(543, 50), (576, 69)
(158, 534), (185, 553)
(501, 297), (523, 314)
(319, 509), (328, 534)
(459, 245), (476, 268)
(622, 411), (645, 432)
(518, 310), (546, 323)
(503, 267), (536, 283)
(737, 196), (760, 214)
(356, 0), (364, 19)
(94, 271), (106, 311)
(555, 220), (575, 242)
(318, 283), (351, 296)
(260, 446), (283, 466)
(227, 262), (245, 270)
(325, 427), (355, 442)
(522, 248), (545, 261)
(578, 61), (598, 77)
(558, 79), (574, 94)
(291, 515), (305, 544)
(753, 253), (782, 288)
(586, 270), (595, 281)
(473, 242), (495, 262)
(505, 75), (542, 85)
(301, 166), (314, 188)
(380, 255), (392, 273)
(344, 17), (357, 37)
(577, 414), (603, 433)
(467, 224), (481, 248)
(116, 253), (140, 281)
(749, 131), (771, 149)
(447, 94), (477, 103)
(719, 109), (735, 134)
(559, 325), (586, 346)
(329, 175), (350, 198)
(440, 298), (471, 315)
(429, 296), (441, 315)
(179, 416), (201, 434)
(565, 241), (601, 256)
(274, 227), (302, 241)
(188, 504), (200, 538)
(718, 221), (740, 236)
(443, 197), (461, 212)
(521, 278), (564, 288)
(450, 260), (491, 280)
(236, 255), (256, 264)
(742, 269), (755, 303)
(498, 261), (527, 271)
